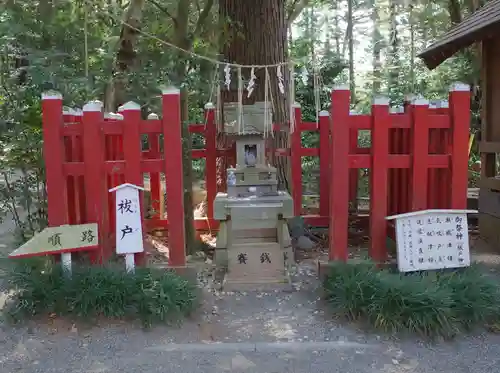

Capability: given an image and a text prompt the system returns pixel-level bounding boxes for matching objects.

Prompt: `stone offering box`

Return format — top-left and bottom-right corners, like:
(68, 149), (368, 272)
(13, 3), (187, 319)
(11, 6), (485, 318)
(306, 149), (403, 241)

(213, 102), (294, 289)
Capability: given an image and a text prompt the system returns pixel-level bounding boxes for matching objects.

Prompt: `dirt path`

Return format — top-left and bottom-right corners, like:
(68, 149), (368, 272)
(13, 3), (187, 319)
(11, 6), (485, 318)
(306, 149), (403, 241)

(0, 260), (499, 372)
(1, 215), (500, 372)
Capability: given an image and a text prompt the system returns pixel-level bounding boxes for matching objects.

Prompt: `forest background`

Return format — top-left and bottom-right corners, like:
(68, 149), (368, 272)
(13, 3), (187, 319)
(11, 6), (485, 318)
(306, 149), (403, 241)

(0, 0), (484, 248)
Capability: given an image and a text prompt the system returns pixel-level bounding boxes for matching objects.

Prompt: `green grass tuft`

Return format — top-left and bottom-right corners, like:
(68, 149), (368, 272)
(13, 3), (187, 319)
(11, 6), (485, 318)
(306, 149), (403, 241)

(4, 258), (199, 328)
(323, 261), (500, 338)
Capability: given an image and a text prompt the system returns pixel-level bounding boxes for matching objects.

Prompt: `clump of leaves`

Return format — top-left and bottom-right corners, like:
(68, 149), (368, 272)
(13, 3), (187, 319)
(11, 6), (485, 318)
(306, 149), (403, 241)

(323, 262), (500, 338)
(4, 258), (199, 328)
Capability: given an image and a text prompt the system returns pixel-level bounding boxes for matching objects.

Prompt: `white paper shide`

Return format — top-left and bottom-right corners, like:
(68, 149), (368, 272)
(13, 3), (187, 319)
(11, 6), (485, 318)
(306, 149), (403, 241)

(109, 183), (144, 255)
(387, 209), (476, 272)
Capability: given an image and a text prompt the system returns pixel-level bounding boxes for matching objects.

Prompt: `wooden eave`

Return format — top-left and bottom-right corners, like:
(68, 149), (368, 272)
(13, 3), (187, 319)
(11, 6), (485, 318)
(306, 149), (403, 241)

(418, 0), (500, 70)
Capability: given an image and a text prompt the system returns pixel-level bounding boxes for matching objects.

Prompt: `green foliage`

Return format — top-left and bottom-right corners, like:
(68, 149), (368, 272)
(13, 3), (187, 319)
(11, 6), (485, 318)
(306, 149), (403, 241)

(0, 0), (483, 236)
(323, 262), (500, 338)
(4, 258), (199, 328)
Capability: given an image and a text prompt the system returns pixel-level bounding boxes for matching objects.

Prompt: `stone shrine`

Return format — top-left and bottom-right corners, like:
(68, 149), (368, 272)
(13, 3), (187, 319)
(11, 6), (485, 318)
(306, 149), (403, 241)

(214, 102), (294, 288)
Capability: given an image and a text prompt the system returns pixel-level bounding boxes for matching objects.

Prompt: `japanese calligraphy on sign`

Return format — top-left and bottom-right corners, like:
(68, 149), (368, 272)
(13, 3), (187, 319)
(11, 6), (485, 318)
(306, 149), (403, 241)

(386, 209), (476, 273)
(9, 223), (99, 258)
(109, 183), (145, 255)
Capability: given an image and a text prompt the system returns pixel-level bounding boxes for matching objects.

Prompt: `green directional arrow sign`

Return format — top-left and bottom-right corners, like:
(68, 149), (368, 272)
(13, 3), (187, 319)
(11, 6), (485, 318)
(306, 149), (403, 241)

(9, 223), (99, 258)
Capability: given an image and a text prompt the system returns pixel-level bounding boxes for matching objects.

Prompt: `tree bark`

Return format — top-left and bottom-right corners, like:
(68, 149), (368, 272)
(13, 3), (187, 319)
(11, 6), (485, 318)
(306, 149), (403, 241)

(104, 0), (145, 112)
(448, 0), (462, 24)
(168, 0), (215, 254)
(334, 0), (341, 56)
(409, 3), (415, 92)
(219, 0), (291, 190)
(387, 0), (399, 99)
(347, 0), (355, 103)
(371, 0), (382, 95)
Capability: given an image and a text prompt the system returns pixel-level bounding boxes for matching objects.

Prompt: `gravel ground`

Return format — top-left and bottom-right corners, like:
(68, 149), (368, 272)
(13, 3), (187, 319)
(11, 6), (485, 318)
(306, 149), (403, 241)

(2, 219), (500, 372)
(0, 261), (500, 372)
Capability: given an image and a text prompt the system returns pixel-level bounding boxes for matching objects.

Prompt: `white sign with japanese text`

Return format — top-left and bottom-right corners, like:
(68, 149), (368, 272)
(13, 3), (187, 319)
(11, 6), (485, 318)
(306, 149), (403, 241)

(386, 209), (477, 273)
(109, 183), (144, 255)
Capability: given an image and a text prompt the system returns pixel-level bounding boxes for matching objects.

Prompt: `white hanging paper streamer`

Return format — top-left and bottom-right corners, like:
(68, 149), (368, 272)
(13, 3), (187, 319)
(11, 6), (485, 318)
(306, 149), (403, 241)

(237, 66), (243, 133)
(289, 63), (296, 133)
(224, 64), (231, 90)
(264, 67), (270, 138)
(277, 65), (285, 95)
(247, 67), (256, 98)
(216, 72), (222, 127)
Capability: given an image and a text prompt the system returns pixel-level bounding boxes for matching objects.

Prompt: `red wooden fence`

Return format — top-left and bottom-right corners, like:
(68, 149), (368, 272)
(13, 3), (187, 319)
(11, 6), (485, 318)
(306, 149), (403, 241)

(41, 83), (470, 265)
(328, 84), (470, 262)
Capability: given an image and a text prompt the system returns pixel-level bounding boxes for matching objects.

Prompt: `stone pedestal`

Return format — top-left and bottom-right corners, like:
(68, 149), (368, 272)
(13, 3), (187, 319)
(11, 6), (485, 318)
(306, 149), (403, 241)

(226, 242), (288, 285)
(213, 102), (295, 290)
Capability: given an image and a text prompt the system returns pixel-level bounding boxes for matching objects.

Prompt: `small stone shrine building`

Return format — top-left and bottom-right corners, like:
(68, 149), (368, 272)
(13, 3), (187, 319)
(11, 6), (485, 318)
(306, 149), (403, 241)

(418, 0), (500, 248)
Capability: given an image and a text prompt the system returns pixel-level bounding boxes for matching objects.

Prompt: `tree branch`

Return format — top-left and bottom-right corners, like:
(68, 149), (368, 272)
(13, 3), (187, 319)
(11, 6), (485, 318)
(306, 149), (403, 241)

(194, 0), (214, 37)
(147, 0), (177, 26)
(287, 0), (310, 26)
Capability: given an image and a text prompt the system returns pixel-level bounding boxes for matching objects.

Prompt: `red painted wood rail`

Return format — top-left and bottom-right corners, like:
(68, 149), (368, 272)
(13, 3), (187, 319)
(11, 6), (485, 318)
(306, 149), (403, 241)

(41, 83), (470, 266)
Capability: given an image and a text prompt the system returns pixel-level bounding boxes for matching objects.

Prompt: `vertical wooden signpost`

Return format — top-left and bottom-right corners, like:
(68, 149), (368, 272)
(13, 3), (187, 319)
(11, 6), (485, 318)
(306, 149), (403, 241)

(109, 183), (145, 272)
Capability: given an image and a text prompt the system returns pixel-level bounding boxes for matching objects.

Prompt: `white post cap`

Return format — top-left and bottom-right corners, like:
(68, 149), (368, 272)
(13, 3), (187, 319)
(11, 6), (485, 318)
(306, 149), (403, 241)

(83, 101), (103, 112)
(319, 110), (330, 117)
(41, 90), (62, 100)
(161, 86), (180, 95)
(147, 113), (159, 120)
(333, 84), (349, 91)
(438, 100), (449, 108)
(450, 82), (470, 92)
(390, 106), (404, 113)
(63, 106), (74, 115)
(204, 102), (215, 110)
(117, 101), (141, 111)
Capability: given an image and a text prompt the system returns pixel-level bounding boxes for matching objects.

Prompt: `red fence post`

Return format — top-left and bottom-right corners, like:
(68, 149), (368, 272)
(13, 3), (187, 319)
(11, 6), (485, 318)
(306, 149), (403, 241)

(291, 103), (303, 216)
(41, 92), (68, 231)
(162, 87), (186, 267)
(370, 97), (390, 262)
(329, 86), (350, 261)
(319, 110), (330, 218)
(147, 113), (161, 218)
(410, 97), (429, 211)
(438, 100), (451, 208)
(449, 83), (471, 209)
(82, 101), (108, 263)
(349, 117), (358, 208)
(120, 102), (145, 266)
(205, 102), (217, 220)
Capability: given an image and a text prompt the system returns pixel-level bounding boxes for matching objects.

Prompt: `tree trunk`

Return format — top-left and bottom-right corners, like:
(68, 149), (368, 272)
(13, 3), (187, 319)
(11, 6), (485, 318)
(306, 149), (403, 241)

(409, 3), (415, 92)
(104, 0), (145, 112)
(448, 0), (462, 24)
(347, 0), (355, 103)
(171, 0), (195, 255)
(334, 0), (341, 56)
(219, 0), (291, 191)
(371, 0), (382, 95)
(387, 0), (399, 99)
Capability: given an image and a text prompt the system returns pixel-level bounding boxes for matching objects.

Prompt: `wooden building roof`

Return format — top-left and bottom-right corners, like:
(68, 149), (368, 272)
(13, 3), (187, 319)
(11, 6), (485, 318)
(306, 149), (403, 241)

(418, 0), (500, 69)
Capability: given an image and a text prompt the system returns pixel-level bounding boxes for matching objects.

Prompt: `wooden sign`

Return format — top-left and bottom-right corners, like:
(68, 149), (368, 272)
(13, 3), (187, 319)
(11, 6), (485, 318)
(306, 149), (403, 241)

(9, 223), (99, 258)
(109, 183), (144, 272)
(386, 209), (476, 272)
